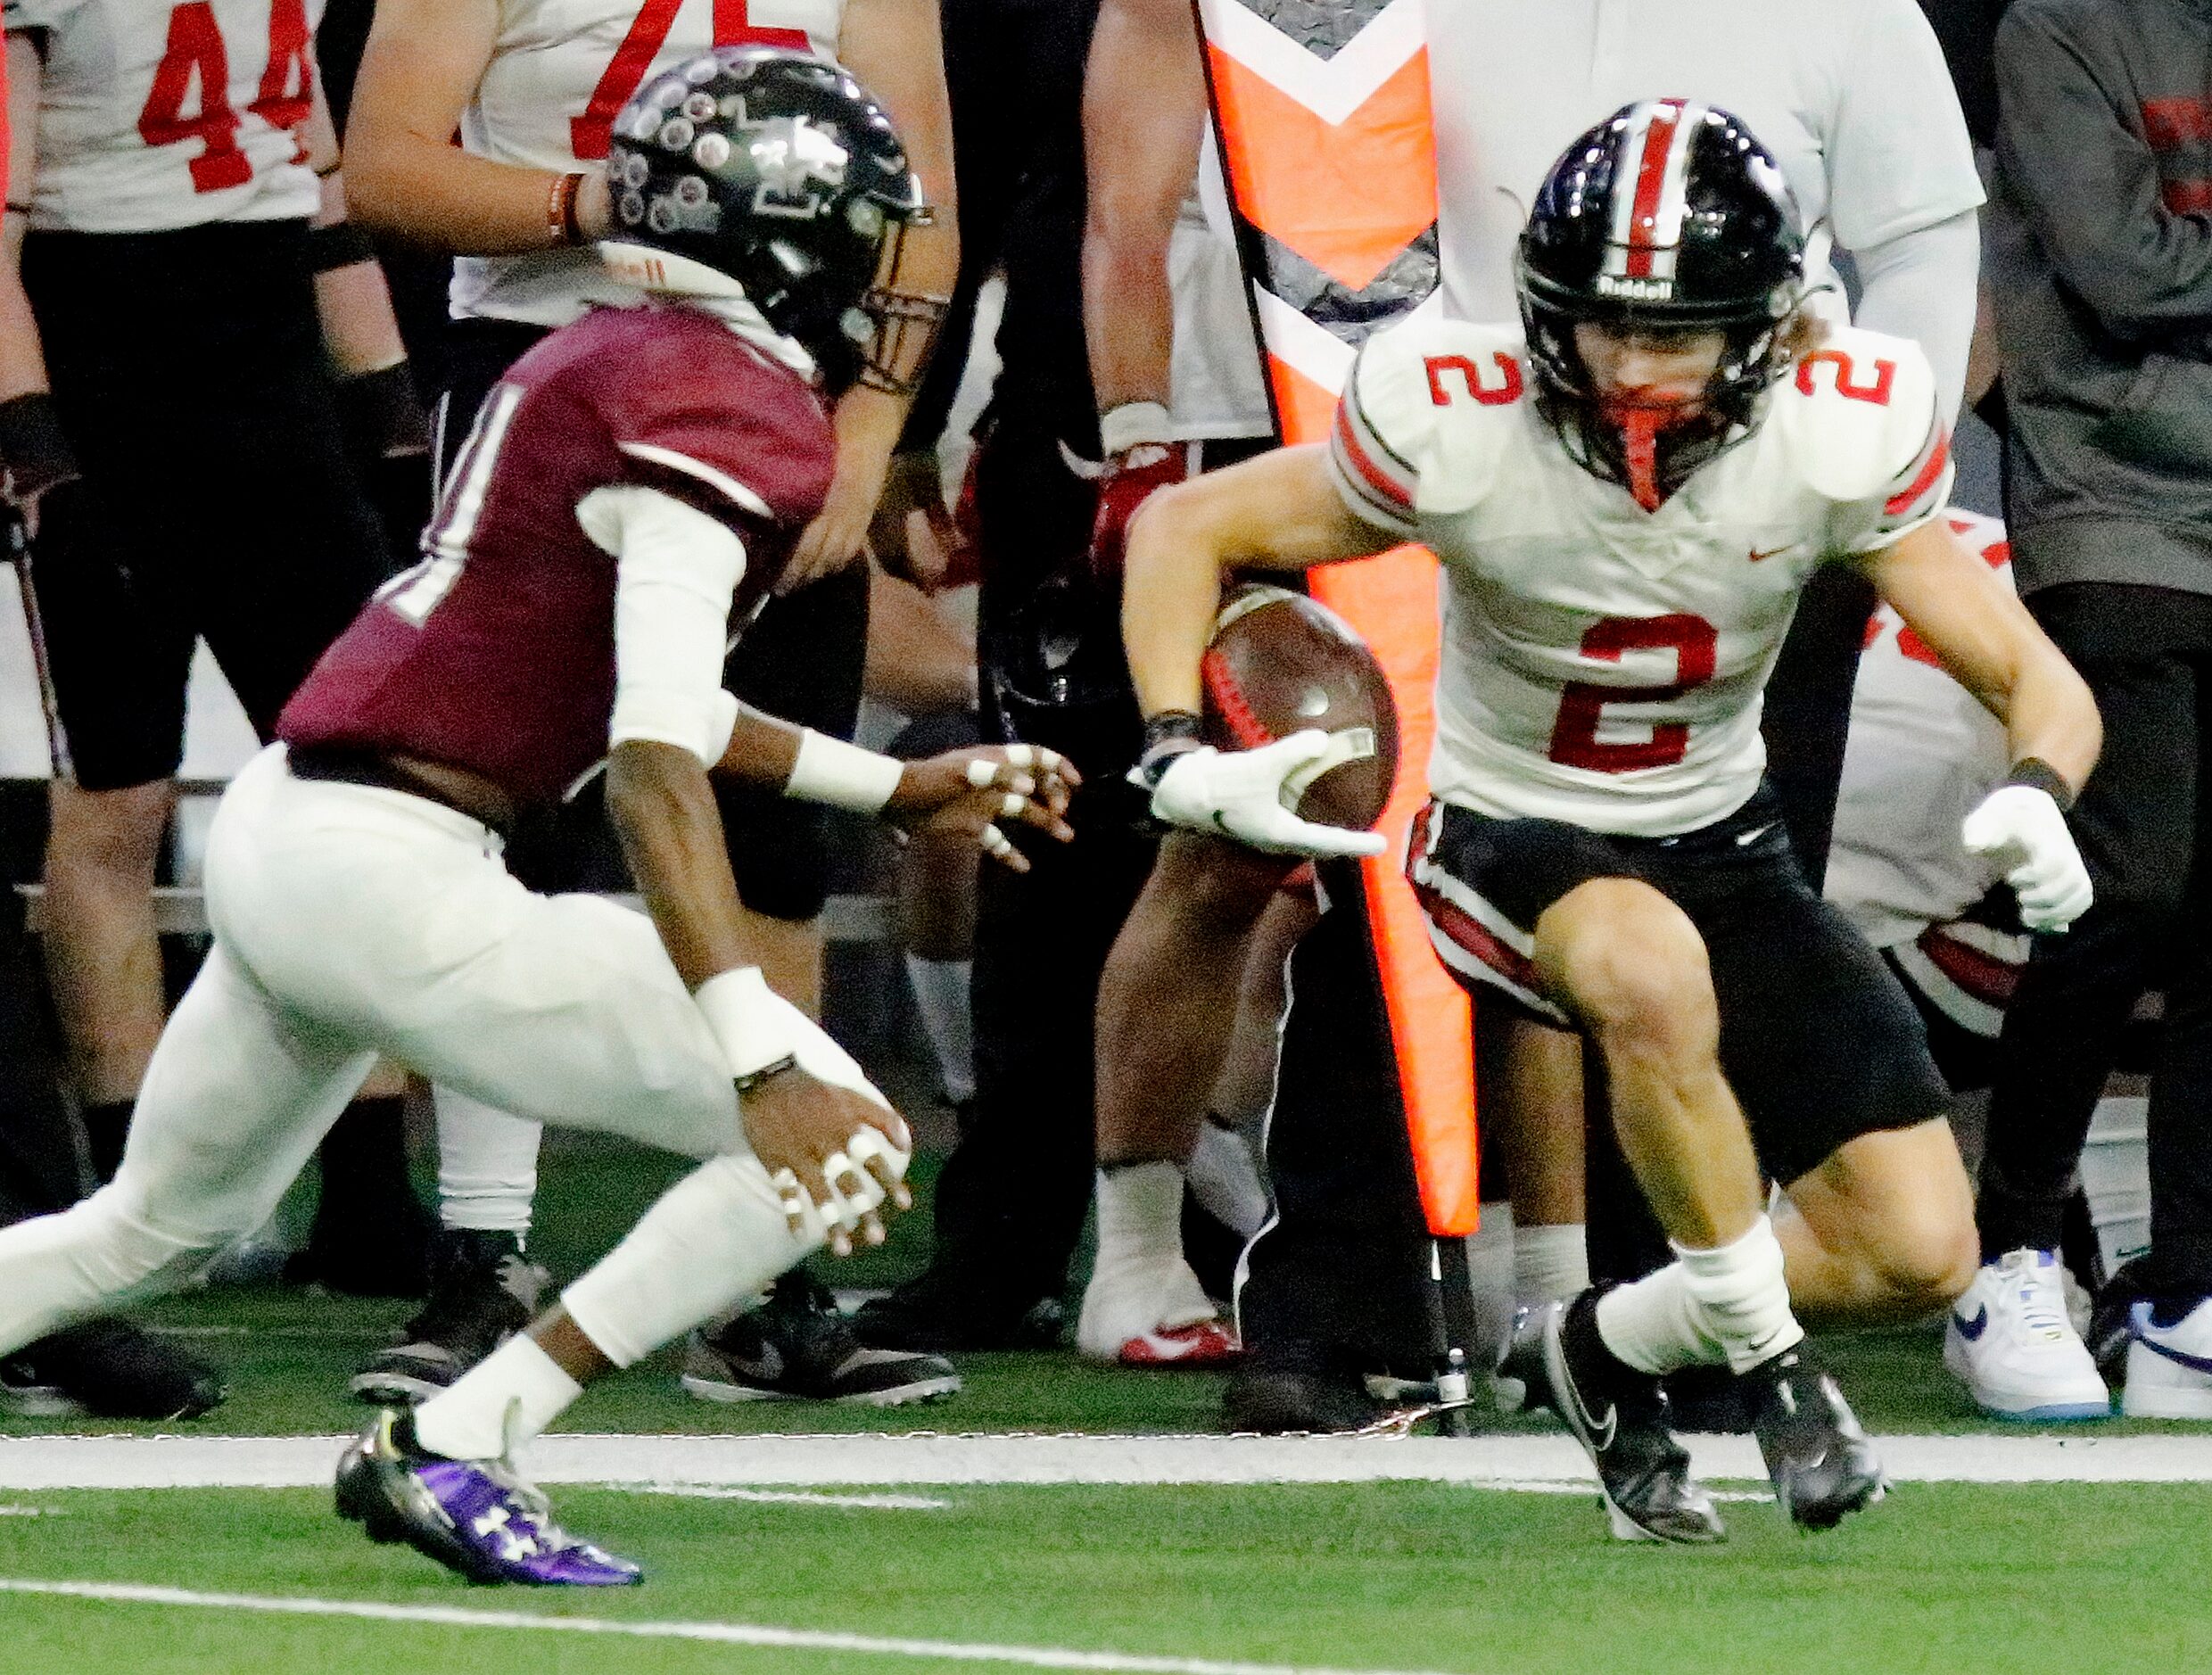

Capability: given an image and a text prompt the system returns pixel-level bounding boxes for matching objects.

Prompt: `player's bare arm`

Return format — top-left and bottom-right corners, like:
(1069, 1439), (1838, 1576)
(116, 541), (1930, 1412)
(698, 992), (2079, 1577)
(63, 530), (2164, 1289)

(1119, 444), (1393, 858)
(0, 33), (49, 409)
(781, 0), (959, 585)
(711, 701), (1079, 871)
(1122, 443), (1391, 716)
(1859, 518), (2101, 932)
(1859, 519), (2101, 796)
(1081, 0), (1203, 417)
(343, 0), (612, 252)
(605, 738), (910, 1254)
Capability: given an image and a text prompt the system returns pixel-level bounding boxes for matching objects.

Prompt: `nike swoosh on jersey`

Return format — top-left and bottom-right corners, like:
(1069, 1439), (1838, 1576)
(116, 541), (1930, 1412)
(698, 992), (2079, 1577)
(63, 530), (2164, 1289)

(1953, 1305), (1990, 1342)
(1748, 545), (1794, 562)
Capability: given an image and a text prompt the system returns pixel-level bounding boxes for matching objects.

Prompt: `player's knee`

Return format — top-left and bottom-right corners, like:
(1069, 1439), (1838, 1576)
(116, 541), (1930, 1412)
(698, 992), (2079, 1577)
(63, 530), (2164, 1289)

(68, 1184), (230, 1298)
(1866, 1201), (1980, 1311)
(1546, 885), (1716, 1054)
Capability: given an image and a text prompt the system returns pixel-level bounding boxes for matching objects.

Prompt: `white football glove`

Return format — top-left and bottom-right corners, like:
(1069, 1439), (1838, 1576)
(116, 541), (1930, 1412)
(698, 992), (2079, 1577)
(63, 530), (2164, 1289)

(1961, 784), (2093, 933)
(1145, 730), (1387, 859)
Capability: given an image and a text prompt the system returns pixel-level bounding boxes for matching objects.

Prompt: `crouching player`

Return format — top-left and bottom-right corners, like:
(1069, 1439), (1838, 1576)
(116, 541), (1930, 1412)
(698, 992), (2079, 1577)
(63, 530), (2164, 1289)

(0, 50), (1075, 1585)
(1121, 103), (2100, 1540)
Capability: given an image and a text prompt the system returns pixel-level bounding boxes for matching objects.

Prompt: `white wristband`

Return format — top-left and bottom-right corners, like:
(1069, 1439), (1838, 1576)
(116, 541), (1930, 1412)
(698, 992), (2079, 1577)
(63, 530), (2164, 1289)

(695, 966), (796, 1081)
(785, 730), (905, 814)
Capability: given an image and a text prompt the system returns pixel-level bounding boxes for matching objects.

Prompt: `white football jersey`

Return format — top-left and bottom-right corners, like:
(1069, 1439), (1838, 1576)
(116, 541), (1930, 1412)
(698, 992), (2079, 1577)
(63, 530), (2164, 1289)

(452, 0), (844, 326)
(1827, 508), (2013, 951)
(1327, 318), (1953, 838)
(5, 0), (324, 233)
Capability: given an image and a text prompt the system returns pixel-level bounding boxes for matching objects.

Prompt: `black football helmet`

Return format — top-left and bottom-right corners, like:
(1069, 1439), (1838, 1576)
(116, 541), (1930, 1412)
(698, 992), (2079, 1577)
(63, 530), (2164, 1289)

(602, 45), (940, 392)
(1516, 100), (1805, 507)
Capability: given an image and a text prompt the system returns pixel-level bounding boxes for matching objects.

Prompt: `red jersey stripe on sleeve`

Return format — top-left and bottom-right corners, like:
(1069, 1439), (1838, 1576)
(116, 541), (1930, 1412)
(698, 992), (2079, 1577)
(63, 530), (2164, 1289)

(1886, 424), (1952, 517)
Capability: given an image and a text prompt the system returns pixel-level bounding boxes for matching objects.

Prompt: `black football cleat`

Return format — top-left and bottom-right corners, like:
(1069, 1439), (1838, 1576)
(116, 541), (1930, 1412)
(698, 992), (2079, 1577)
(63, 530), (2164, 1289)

(0, 1319), (225, 1420)
(352, 1230), (548, 1405)
(1743, 1340), (1886, 1531)
(1538, 1292), (1725, 1546)
(681, 1272), (960, 1407)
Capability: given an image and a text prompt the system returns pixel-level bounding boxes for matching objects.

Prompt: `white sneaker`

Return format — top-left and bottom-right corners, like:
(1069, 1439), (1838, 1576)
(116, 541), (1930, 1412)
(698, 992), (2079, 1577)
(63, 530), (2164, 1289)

(1077, 1257), (1239, 1366)
(2122, 1297), (2212, 1419)
(1943, 1249), (2111, 1420)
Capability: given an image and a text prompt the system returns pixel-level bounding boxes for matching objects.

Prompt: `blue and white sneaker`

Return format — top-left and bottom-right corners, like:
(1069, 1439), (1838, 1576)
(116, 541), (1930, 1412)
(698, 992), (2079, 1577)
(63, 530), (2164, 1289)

(336, 1410), (642, 1585)
(1944, 1249), (2110, 1421)
(2122, 1297), (2212, 1419)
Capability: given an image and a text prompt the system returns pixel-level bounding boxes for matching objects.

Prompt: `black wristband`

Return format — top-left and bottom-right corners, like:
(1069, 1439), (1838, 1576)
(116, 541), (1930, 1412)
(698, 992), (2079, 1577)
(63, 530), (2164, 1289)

(309, 218), (376, 275)
(0, 392), (79, 500)
(336, 362), (428, 463)
(1136, 710), (1204, 790)
(2006, 756), (2076, 812)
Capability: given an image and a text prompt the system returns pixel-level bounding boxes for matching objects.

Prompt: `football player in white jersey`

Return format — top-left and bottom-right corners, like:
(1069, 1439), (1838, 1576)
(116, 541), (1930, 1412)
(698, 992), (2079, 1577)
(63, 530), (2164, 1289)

(337, 0), (958, 1406)
(1121, 104), (2101, 1542)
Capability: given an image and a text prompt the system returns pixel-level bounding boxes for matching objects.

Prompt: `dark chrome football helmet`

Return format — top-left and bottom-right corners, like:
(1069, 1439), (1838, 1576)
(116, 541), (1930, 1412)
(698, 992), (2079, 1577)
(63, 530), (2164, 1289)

(602, 45), (940, 392)
(1516, 100), (1806, 507)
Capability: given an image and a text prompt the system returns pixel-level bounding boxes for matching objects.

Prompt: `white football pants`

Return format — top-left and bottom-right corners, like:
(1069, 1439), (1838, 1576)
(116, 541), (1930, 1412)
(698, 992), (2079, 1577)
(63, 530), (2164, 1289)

(0, 746), (824, 1359)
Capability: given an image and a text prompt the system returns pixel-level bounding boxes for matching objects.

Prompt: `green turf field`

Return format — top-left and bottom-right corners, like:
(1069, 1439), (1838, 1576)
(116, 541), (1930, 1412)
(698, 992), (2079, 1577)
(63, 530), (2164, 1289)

(2, 1132), (2208, 1674)
(0, 1480), (2205, 1675)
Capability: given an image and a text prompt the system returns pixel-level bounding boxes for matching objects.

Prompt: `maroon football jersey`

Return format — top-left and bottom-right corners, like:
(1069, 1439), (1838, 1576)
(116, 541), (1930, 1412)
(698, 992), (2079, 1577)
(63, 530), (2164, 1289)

(280, 303), (833, 804)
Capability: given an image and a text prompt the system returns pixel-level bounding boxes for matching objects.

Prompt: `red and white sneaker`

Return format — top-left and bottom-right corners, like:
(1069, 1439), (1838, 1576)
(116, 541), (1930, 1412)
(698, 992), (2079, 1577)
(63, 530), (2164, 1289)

(1078, 1254), (1238, 1366)
(1113, 1317), (1242, 1366)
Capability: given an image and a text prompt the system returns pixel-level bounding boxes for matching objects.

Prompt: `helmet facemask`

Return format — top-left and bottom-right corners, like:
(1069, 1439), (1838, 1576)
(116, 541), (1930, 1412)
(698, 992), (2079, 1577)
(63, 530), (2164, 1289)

(1519, 263), (1800, 511)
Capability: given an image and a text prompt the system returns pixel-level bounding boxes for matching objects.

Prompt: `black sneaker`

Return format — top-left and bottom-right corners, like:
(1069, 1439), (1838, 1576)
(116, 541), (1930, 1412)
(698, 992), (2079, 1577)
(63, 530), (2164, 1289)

(682, 1273), (961, 1407)
(351, 1230), (549, 1405)
(0, 1319), (225, 1420)
(1743, 1340), (1885, 1531)
(2089, 1259), (2150, 1376)
(853, 1278), (1066, 1353)
(1539, 1292), (1724, 1546)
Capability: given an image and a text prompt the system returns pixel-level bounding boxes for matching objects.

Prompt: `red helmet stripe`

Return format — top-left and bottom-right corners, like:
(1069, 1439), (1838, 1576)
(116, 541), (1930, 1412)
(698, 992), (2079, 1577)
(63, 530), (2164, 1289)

(1623, 103), (1684, 278)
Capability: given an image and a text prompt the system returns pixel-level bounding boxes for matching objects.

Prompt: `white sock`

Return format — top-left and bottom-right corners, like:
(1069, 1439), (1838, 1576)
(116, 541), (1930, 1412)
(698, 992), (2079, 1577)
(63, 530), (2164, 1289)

(433, 1087), (541, 1239)
(904, 954), (974, 1105)
(1094, 1161), (1186, 1273)
(560, 1152), (813, 1369)
(1596, 1217), (1802, 1377)
(1465, 1203), (1515, 1372)
(1513, 1222), (1589, 1310)
(1184, 1119), (1269, 1238)
(1673, 1215), (1803, 1374)
(413, 1333), (582, 1462)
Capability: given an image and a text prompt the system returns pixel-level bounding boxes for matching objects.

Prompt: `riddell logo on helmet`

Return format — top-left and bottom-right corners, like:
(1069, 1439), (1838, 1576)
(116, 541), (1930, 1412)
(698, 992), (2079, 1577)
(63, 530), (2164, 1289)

(1597, 274), (1676, 301)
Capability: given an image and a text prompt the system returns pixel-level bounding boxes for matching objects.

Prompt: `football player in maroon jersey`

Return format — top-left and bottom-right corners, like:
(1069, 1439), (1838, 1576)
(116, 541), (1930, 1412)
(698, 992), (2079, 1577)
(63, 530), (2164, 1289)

(337, 0), (959, 1408)
(0, 50), (1071, 1586)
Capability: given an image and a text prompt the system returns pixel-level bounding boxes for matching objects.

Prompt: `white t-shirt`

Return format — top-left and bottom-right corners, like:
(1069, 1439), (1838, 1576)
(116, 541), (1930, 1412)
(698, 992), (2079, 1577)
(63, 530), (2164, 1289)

(1427, 0), (1983, 330)
(1328, 314), (1952, 836)
(5, 0), (324, 233)
(452, 0), (844, 326)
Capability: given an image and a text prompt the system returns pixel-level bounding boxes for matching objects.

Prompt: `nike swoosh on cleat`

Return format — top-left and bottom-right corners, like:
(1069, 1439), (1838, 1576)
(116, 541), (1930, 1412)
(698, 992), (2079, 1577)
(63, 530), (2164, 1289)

(1746, 1326), (1786, 1355)
(1735, 823), (1773, 847)
(2134, 1334), (2212, 1377)
(1953, 1306), (1990, 1342)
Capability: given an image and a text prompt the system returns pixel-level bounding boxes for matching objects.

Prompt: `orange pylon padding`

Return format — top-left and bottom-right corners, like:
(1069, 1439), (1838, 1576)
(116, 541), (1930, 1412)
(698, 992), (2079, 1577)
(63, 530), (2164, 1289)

(1204, 44), (1439, 290)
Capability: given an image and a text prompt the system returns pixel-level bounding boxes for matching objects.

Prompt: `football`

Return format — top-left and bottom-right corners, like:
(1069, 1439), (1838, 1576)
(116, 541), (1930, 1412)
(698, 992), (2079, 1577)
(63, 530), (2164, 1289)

(1200, 583), (1400, 832)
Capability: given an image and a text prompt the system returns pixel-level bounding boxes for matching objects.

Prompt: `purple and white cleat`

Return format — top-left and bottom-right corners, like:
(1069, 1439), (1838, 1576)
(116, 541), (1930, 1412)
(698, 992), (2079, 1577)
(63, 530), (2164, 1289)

(336, 1409), (641, 1586)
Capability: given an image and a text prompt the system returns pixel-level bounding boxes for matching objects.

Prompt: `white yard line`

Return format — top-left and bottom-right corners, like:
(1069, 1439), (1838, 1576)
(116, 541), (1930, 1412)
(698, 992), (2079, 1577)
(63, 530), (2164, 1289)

(3, 1430), (2212, 1490)
(615, 1484), (953, 1510)
(0, 1579), (1463, 1675)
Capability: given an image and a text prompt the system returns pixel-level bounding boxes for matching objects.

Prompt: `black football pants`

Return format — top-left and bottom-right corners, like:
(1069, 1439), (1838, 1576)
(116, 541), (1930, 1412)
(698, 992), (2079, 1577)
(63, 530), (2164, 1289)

(1978, 582), (2212, 1299)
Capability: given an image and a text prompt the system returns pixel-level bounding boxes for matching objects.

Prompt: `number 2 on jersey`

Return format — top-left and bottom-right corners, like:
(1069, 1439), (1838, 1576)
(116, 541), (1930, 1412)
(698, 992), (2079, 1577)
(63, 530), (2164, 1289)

(1548, 615), (1718, 772)
(570, 0), (813, 160)
(138, 0), (313, 194)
